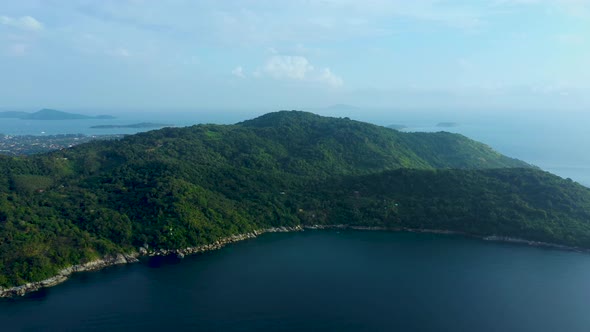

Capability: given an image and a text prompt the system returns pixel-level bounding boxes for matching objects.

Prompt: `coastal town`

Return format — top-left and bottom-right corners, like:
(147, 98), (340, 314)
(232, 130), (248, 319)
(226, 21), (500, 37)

(0, 133), (124, 156)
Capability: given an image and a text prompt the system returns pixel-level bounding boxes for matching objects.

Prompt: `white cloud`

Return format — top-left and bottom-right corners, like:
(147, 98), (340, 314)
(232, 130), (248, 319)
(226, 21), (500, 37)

(317, 68), (344, 87)
(232, 66), (245, 78)
(263, 55), (313, 80)
(261, 55), (343, 87)
(0, 15), (43, 31)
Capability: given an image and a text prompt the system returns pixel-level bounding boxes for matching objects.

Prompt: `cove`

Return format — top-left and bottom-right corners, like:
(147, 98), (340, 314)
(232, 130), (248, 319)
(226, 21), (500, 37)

(2, 230), (590, 331)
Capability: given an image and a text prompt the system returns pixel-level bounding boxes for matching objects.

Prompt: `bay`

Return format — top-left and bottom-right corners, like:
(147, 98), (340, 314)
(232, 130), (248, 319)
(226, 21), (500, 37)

(2, 230), (590, 331)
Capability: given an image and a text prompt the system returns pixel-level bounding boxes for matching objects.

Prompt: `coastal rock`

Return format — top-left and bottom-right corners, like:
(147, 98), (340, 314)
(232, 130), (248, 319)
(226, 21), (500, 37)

(114, 254), (126, 264)
(125, 254), (140, 263)
(0, 252), (140, 298)
(1, 226), (304, 298)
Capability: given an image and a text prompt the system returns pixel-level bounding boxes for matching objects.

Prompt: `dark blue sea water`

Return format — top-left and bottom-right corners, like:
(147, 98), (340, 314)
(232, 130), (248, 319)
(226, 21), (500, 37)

(2, 231), (590, 331)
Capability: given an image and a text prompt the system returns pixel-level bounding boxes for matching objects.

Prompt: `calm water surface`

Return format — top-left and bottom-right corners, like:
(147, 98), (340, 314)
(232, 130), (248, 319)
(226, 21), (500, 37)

(2, 231), (590, 331)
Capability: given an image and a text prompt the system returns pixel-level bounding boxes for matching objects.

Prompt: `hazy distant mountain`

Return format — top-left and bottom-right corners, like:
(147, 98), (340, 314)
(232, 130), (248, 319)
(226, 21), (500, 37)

(0, 109), (115, 120)
(26, 109), (93, 120)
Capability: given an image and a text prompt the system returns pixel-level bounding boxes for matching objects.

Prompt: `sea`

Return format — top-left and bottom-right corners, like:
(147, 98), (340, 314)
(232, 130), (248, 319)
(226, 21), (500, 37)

(2, 230), (590, 331)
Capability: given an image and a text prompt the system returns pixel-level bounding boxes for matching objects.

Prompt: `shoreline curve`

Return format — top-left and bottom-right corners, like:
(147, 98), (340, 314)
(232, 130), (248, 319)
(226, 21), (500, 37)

(1, 225), (586, 298)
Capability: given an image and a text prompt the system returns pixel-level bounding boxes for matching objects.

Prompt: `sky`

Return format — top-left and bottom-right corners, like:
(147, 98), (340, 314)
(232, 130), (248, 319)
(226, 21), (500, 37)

(1, 0), (590, 111)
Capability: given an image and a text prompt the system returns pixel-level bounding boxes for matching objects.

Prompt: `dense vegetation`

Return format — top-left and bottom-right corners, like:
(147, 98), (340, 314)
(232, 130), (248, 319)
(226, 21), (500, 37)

(300, 169), (590, 245)
(1, 111), (589, 288)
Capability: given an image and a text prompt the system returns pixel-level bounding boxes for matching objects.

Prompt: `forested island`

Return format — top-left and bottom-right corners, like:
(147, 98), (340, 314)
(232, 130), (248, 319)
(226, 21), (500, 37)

(1, 111), (590, 296)
(0, 109), (115, 120)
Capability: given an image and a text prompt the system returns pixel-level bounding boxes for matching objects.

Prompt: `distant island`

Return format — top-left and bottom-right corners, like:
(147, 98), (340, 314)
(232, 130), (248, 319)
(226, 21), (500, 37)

(0, 109), (115, 120)
(387, 124), (408, 131)
(436, 122), (459, 128)
(90, 122), (173, 129)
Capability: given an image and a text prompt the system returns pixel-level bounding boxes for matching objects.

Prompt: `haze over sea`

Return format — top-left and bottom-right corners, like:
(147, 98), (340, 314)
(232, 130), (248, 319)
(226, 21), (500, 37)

(1, 108), (588, 187)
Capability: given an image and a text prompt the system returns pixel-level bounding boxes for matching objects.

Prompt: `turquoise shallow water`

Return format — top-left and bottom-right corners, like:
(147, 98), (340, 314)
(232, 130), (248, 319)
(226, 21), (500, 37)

(2, 230), (590, 331)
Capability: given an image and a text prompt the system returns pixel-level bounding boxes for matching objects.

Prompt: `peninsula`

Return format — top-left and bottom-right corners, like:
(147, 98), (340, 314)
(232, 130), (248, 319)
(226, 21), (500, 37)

(1, 111), (589, 296)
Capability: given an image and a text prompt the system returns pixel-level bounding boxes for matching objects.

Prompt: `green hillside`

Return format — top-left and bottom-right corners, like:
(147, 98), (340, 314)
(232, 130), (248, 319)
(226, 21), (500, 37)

(0, 111), (588, 288)
(300, 168), (590, 246)
(236, 111), (527, 172)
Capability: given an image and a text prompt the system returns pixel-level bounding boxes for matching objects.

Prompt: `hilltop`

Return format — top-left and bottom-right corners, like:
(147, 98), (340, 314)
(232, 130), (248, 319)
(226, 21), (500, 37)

(0, 111), (589, 292)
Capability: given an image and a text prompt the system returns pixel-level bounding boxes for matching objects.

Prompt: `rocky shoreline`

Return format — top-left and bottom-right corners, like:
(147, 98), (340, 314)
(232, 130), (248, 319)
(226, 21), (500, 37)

(303, 224), (464, 235)
(2, 224), (585, 298)
(140, 226), (303, 258)
(482, 235), (588, 253)
(0, 253), (140, 298)
(0, 226), (303, 298)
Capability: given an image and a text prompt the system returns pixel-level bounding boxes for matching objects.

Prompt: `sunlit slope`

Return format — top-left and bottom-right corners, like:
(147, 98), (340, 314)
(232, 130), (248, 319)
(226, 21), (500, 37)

(237, 111), (528, 172)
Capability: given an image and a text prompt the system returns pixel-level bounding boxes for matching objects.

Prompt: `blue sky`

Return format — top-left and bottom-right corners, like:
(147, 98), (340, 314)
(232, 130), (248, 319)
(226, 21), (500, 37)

(1, 0), (589, 111)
